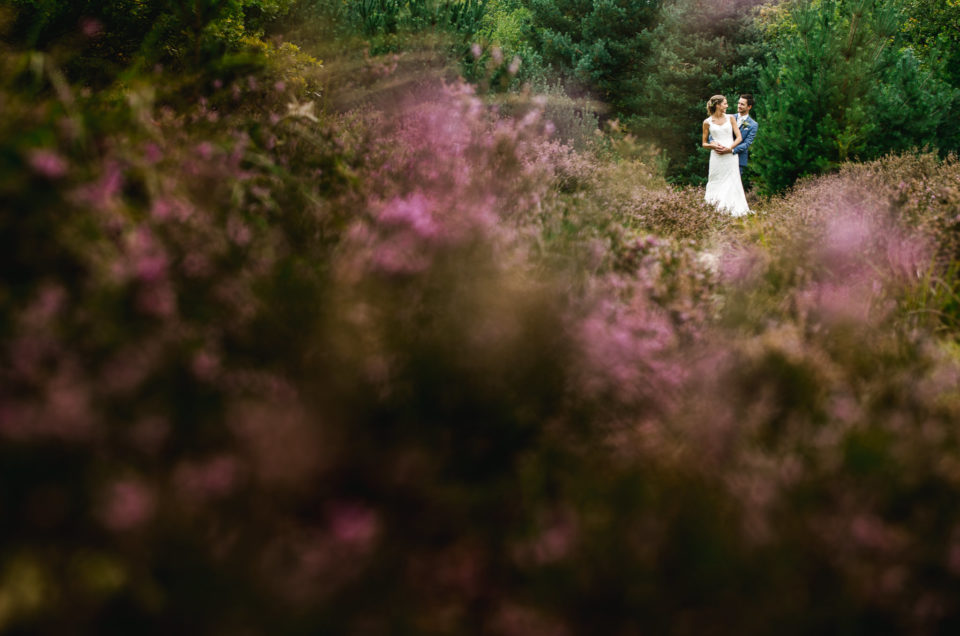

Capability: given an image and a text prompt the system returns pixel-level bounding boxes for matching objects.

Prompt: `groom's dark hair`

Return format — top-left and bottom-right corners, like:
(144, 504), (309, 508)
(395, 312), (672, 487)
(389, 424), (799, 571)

(740, 94), (755, 107)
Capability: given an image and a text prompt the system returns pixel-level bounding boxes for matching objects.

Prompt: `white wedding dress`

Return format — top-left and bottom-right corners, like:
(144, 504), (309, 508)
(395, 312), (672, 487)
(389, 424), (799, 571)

(704, 116), (750, 217)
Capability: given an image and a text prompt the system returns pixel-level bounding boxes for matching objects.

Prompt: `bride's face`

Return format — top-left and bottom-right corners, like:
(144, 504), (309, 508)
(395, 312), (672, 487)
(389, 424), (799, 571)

(717, 98), (727, 114)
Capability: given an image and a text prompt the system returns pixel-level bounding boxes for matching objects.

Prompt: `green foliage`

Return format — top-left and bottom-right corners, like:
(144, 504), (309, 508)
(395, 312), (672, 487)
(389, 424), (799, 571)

(331, 0), (487, 36)
(467, 0), (550, 89)
(869, 47), (960, 158)
(900, 0), (960, 87)
(755, 0), (905, 193)
(521, 0), (662, 107)
(8, 0), (299, 80)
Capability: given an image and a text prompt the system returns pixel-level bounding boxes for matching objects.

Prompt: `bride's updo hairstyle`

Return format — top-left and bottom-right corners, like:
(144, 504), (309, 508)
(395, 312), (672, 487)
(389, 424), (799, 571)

(706, 94), (726, 116)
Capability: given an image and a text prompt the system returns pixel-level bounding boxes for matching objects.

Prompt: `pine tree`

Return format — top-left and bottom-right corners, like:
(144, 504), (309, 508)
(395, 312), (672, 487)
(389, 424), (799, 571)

(755, 0), (900, 193)
(521, 0), (663, 105)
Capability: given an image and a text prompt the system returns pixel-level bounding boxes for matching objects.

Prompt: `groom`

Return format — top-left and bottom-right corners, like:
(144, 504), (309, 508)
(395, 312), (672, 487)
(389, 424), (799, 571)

(731, 94), (758, 188)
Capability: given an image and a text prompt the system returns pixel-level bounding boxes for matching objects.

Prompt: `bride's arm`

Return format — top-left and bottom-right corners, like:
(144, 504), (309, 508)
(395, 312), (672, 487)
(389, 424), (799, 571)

(702, 121), (718, 150)
(729, 115), (743, 149)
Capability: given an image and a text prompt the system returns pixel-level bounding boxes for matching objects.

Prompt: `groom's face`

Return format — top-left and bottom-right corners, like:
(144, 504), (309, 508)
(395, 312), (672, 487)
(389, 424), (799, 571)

(737, 98), (751, 116)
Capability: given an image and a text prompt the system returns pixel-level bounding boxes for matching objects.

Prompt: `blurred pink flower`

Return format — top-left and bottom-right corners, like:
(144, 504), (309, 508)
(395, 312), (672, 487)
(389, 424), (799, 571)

(137, 281), (177, 318)
(74, 161), (123, 209)
(378, 192), (439, 239)
(329, 503), (379, 550)
(128, 227), (169, 282)
(227, 217), (252, 246)
(196, 142), (214, 161)
(143, 142), (163, 165)
(23, 284), (66, 325)
(192, 350), (221, 381)
(370, 234), (432, 275)
(28, 149), (68, 179)
(79, 17), (103, 38)
(174, 455), (240, 501)
(100, 480), (154, 531)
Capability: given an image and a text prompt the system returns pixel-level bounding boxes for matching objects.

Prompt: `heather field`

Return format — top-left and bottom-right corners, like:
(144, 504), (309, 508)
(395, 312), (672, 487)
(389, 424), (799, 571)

(4, 1), (960, 634)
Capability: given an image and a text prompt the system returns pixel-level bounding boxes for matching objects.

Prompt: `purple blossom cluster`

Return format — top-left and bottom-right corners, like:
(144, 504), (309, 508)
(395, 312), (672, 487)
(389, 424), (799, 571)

(4, 40), (960, 634)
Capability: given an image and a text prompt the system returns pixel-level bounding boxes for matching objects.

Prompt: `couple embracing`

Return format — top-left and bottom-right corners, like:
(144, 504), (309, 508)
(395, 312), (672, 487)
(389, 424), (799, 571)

(702, 94), (757, 217)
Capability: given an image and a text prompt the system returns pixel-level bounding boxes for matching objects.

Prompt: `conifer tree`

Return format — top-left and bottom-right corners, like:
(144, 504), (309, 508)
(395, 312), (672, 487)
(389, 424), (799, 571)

(755, 0), (900, 193)
(521, 0), (663, 106)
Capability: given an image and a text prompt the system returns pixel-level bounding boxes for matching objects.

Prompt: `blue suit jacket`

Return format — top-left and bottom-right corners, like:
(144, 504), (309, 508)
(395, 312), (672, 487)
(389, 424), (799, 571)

(732, 115), (757, 167)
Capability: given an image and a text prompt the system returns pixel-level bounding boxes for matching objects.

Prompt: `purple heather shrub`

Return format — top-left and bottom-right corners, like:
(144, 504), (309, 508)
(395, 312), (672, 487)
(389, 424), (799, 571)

(573, 289), (684, 408)
(7, 24), (960, 632)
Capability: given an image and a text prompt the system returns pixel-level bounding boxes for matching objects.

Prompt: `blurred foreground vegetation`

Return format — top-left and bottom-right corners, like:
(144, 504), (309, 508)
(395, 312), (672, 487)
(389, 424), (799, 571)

(3, 1), (960, 634)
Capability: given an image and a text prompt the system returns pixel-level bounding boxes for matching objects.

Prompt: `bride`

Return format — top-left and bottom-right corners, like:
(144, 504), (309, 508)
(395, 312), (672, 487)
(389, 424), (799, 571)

(702, 95), (750, 217)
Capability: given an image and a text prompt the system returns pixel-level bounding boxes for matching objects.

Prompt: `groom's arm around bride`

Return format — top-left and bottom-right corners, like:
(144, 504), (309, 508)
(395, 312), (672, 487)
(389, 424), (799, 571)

(732, 94), (758, 185)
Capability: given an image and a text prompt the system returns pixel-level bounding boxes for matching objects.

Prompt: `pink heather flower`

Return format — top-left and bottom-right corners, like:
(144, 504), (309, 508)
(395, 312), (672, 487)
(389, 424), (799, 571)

(821, 212), (872, 267)
(174, 456), (239, 501)
(491, 46), (503, 64)
(531, 515), (578, 564)
(799, 281), (873, 325)
(227, 217), (252, 246)
(74, 161), (123, 209)
(274, 80), (286, 93)
(719, 246), (763, 283)
(28, 149), (68, 179)
(195, 142), (214, 161)
(329, 503), (379, 549)
(370, 234), (431, 275)
(471, 43), (482, 58)
(143, 142), (163, 164)
(378, 192), (438, 239)
(508, 56), (521, 75)
(150, 198), (173, 221)
(24, 284), (66, 324)
(100, 480), (154, 531)
(128, 227), (168, 282)
(192, 350), (221, 381)
(213, 78), (223, 90)
(137, 281), (176, 318)
(79, 17), (103, 38)
(181, 252), (211, 278)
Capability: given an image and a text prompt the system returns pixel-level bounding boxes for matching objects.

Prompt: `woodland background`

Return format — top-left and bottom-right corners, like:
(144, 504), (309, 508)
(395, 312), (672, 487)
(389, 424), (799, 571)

(3, 0), (960, 633)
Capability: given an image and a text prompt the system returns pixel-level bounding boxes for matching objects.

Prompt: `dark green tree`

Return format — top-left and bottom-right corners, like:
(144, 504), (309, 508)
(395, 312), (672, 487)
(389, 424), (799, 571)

(755, 0), (901, 193)
(8, 0), (296, 81)
(900, 0), (960, 87)
(521, 0), (663, 106)
(868, 47), (960, 158)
